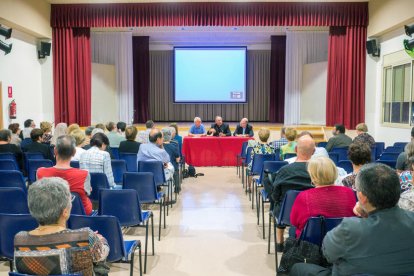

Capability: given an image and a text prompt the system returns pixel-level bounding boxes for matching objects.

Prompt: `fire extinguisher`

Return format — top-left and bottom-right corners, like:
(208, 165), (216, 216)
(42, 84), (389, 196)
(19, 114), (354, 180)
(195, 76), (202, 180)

(9, 99), (16, 119)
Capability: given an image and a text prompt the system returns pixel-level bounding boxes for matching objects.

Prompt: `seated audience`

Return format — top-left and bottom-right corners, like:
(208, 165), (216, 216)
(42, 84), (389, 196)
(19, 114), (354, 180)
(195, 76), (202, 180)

(25, 128), (54, 161)
(290, 157), (355, 238)
(51, 122), (68, 146)
(137, 120), (154, 143)
(325, 124), (352, 152)
(69, 130), (87, 161)
(37, 135), (92, 215)
(14, 177), (109, 275)
(263, 135), (314, 251)
(106, 121), (126, 148)
(342, 142), (371, 190)
(233, 118), (254, 137)
(280, 127), (297, 160)
(40, 121), (53, 144)
(162, 127), (181, 192)
(0, 129), (23, 168)
(67, 123), (80, 135)
(188, 117), (206, 137)
(353, 122), (375, 148)
(170, 123), (183, 157)
(271, 127), (288, 150)
(117, 121), (127, 136)
(396, 138), (414, 172)
(207, 116), (231, 137)
(8, 123), (21, 146)
(119, 126), (141, 154)
(291, 163), (414, 275)
(80, 133), (115, 188)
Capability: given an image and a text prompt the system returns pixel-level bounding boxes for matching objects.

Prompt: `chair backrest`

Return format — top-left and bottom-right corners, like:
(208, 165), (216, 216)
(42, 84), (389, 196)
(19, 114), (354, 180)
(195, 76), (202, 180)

(250, 154), (275, 175)
(137, 160), (166, 186)
(68, 215), (126, 262)
(338, 160), (353, 174)
(375, 142), (385, 159)
(239, 141), (249, 158)
(70, 160), (80, 168)
(0, 159), (19, 171)
(89, 172), (111, 202)
(317, 141), (328, 148)
(70, 192), (86, 215)
(379, 152), (400, 161)
(27, 159), (54, 183)
(111, 147), (120, 159)
(0, 170), (27, 193)
(328, 152), (339, 165)
(0, 213), (38, 260)
(300, 217), (343, 246)
(111, 159), (127, 184)
(98, 189), (143, 227)
(278, 190), (301, 226)
(119, 153), (138, 172)
(331, 147), (349, 161)
(283, 153), (297, 160)
(0, 187), (29, 214)
(376, 160), (397, 169)
(123, 172), (157, 203)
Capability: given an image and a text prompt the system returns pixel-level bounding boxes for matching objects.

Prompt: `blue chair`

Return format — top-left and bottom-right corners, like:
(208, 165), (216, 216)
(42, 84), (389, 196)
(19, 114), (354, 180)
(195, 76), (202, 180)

(98, 189), (153, 274)
(300, 216), (344, 246)
(111, 147), (120, 159)
(379, 152), (400, 161)
(241, 147), (253, 188)
(0, 159), (19, 171)
(376, 160), (397, 169)
(236, 141), (249, 176)
(70, 160), (80, 168)
(123, 172), (166, 241)
(283, 153), (297, 160)
(0, 170), (27, 194)
(248, 154), (276, 209)
(27, 159), (53, 183)
(328, 152), (339, 165)
(112, 159), (127, 185)
(68, 215), (142, 276)
(0, 187), (29, 214)
(119, 153), (138, 172)
(331, 147), (349, 161)
(89, 172), (111, 202)
(375, 142), (385, 159)
(338, 160), (353, 174)
(0, 153), (19, 169)
(317, 141), (328, 148)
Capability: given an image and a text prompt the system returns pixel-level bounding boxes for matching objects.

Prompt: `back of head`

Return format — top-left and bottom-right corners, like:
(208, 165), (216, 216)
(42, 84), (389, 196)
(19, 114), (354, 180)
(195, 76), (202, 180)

(125, 126), (138, 141)
(307, 157), (338, 186)
(285, 127), (297, 142)
(24, 119), (33, 128)
(56, 135), (76, 160)
(161, 127), (172, 142)
(90, 132), (109, 148)
(296, 135), (316, 160)
(356, 123), (368, 133)
(348, 142), (371, 165)
(146, 120), (154, 129)
(117, 121), (126, 132)
(69, 130), (86, 147)
(335, 124), (346, 134)
(356, 163), (400, 210)
(28, 177), (71, 225)
(149, 128), (162, 143)
(30, 128), (44, 142)
(258, 128), (270, 143)
(0, 129), (11, 142)
(106, 122), (116, 132)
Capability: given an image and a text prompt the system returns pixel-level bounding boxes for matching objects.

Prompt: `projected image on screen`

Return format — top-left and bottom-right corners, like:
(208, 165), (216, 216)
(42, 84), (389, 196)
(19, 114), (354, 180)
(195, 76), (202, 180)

(174, 47), (247, 103)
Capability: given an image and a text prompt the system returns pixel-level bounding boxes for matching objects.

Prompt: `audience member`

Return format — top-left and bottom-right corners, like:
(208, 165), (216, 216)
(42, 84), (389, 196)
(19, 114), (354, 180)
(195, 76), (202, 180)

(119, 126), (141, 154)
(170, 123), (183, 157)
(51, 123), (68, 146)
(8, 123), (21, 146)
(233, 118), (254, 137)
(0, 129), (23, 168)
(342, 142), (371, 190)
(207, 116), (231, 136)
(325, 124), (352, 152)
(13, 177), (109, 275)
(353, 122), (375, 148)
(280, 127), (297, 160)
(25, 128), (54, 161)
(396, 139), (414, 172)
(69, 130), (87, 161)
(162, 127), (181, 192)
(117, 121), (127, 135)
(37, 135), (92, 215)
(106, 121), (126, 148)
(263, 135), (314, 251)
(272, 127), (288, 150)
(80, 132), (115, 188)
(137, 120), (154, 143)
(290, 157), (355, 238)
(291, 163), (414, 275)
(40, 121), (53, 144)
(67, 123), (80, 135)
(188, 117), (206, 137)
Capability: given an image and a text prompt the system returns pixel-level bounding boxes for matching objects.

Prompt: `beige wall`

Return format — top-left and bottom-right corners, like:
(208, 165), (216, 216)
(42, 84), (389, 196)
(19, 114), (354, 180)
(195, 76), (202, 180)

(368, 0), (414, 37)
(0, 0), (51, 39)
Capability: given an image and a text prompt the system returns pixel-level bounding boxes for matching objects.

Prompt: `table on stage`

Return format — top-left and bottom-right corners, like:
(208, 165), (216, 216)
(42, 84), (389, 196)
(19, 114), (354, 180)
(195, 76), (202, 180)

(182, 136), (253, 166)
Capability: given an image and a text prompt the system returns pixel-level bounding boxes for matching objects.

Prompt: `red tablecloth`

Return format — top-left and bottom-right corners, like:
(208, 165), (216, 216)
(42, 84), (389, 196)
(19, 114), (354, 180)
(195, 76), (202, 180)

(183, 137), (253, 166)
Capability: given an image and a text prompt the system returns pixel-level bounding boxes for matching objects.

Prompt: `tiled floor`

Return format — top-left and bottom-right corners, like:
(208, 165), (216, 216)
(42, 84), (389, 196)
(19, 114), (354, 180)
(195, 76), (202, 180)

(0, 167), (279, 276)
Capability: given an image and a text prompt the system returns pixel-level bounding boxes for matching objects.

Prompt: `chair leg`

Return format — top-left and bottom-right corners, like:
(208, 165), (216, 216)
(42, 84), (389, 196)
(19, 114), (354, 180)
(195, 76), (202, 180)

(268, 213), (271, 254)
(262, 198), (266, 239)
(159, 200), (162, 241)
(151, 214), (155, 256)
(139, 246), (143, 276)
(144, 220), (149, 274)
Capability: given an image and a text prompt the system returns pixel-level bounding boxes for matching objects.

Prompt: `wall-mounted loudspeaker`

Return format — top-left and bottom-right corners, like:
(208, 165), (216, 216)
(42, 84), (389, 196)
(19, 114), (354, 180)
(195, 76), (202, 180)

(38, 41), (51, 59)
(366, 39), (380, 57)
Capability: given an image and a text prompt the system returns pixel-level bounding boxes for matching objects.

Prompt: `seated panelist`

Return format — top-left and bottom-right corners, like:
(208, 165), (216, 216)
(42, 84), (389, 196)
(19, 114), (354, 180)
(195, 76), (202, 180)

(233, 118), (254, 137)
(207, 116), (231, 137)
(188, 117), (206, 137)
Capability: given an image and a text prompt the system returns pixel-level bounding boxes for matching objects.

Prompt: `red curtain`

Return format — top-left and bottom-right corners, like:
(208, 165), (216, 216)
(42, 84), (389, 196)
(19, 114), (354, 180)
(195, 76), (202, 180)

(53, 28), (91, 125)
(326, 26), (366, 129)
(269, 36), (286, 123)
(132, 36), (150, 123)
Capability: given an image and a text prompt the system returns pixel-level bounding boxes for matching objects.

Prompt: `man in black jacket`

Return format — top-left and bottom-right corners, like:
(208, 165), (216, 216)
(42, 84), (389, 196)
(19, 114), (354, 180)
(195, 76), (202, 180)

(207, 116), (231, 137)
(233, 118), (254, 137)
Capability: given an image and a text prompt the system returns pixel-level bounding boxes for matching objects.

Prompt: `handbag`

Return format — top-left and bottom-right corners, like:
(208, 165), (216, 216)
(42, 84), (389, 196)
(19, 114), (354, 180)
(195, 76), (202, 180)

(277, 216), (328, 274)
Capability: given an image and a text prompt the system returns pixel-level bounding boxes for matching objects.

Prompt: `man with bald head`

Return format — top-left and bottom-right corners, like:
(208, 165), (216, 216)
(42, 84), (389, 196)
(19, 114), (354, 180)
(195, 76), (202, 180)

(263, 135), (315, 251)
(207, 116), (231, 137)
(233, 118), (254, 137)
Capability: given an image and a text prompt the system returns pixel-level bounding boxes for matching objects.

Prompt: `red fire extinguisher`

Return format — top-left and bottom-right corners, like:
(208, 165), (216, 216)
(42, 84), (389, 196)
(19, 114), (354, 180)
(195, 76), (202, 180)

(9, 99), (16, 119)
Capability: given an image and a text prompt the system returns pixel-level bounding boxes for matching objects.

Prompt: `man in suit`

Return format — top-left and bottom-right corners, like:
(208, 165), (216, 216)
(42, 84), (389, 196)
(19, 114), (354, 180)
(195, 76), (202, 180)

(233, 118), (254, 137)
(207, 116), (231, 137)
(325, 124), (352, 151)
(291, 163), (414, 275)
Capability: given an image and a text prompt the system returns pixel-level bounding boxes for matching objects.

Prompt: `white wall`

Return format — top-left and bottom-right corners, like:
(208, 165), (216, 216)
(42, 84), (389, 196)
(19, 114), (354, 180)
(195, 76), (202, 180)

(300, 61), (327, 125)
(91, 63), (118, 124)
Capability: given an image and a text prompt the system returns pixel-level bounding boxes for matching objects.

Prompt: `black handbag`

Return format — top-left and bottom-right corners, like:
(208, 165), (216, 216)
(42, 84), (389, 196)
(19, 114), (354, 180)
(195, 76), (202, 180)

(277, 216), (328, 274)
